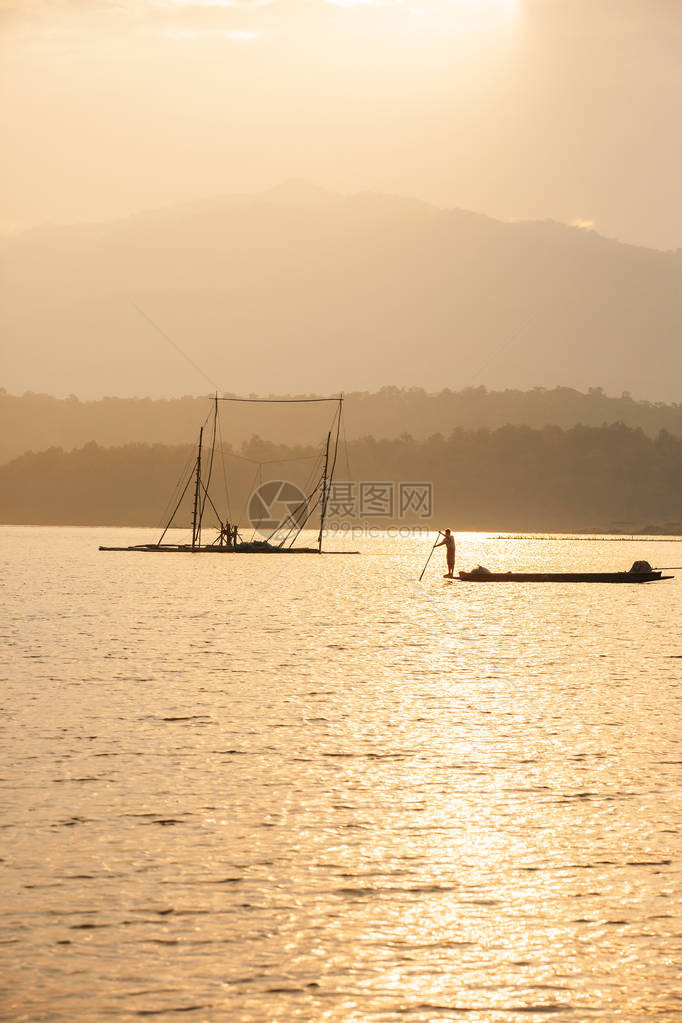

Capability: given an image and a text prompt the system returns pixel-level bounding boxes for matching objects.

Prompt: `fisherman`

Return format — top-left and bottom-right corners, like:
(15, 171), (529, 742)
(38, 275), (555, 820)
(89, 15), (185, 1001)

(435, 528), (456, 578)
(231, 524), (239, 548)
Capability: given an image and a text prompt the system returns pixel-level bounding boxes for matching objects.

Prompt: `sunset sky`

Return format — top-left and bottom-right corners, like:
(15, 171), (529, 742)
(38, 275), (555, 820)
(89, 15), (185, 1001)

(3, 0), (681, 249)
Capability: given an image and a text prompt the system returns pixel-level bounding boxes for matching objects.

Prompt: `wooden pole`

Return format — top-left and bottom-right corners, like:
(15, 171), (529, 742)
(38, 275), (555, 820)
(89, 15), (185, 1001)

(191, 426), (203, 551)
(317, 430), (332, 553)
(418, 532), (442, 581)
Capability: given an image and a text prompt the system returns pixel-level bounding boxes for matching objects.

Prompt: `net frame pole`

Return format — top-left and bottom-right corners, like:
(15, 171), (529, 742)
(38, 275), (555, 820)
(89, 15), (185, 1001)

(191, 426), (203, 550)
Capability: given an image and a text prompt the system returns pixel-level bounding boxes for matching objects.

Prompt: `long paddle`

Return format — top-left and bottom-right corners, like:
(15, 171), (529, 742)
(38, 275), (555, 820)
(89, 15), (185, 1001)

(418, 532), (442, 581)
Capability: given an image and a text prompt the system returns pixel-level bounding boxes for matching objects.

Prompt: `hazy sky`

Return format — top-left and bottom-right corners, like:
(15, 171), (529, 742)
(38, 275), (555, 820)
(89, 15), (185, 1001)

(2, 0), (681, 249)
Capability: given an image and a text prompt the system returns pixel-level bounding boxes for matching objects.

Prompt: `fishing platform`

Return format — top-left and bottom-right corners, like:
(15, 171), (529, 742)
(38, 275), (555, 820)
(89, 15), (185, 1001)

(100, 395), (358, 555)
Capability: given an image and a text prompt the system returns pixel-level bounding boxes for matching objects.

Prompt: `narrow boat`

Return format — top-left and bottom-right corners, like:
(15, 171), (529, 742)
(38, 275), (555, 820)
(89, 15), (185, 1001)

(458, 562), (672, 584)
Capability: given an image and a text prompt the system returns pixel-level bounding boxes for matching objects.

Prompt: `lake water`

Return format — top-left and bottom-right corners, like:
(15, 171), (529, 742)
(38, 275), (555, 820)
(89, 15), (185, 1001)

(2, 526), (681, 1022)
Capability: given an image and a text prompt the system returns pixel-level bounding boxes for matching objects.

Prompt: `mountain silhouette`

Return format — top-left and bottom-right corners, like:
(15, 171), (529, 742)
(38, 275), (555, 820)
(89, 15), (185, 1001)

(2, 185), (680, 400)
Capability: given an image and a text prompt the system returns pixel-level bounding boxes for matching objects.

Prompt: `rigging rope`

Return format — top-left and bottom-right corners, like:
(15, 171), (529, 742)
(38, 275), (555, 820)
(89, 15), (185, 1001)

(156, 443), (196, 532)
(216, 412), (233, 524)
(157, 463), (196, 544)
(219, 396), (341, 404)
(341, 402), (352, 481)
(198, 400), (218, 529)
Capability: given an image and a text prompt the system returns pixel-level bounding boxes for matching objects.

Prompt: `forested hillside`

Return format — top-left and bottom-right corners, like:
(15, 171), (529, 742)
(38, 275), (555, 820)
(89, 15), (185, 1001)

(2, 423), (680, 534)
(2, 386), (681, 466)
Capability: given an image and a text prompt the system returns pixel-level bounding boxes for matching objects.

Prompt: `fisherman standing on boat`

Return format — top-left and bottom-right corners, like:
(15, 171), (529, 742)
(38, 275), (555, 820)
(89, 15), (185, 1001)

(435, 529), (456, 578)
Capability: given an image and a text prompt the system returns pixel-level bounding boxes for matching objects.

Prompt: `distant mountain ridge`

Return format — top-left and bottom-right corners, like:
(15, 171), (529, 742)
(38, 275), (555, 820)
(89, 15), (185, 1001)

(1, 184), (680, 401)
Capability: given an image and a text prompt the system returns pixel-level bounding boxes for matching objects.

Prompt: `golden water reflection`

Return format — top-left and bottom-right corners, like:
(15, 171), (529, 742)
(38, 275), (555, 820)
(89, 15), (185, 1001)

(1, 527), (680, 1021)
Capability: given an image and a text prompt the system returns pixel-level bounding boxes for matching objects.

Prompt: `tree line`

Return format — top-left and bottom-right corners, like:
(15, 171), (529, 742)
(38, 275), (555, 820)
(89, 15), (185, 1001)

(1, 422), (680, 534)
